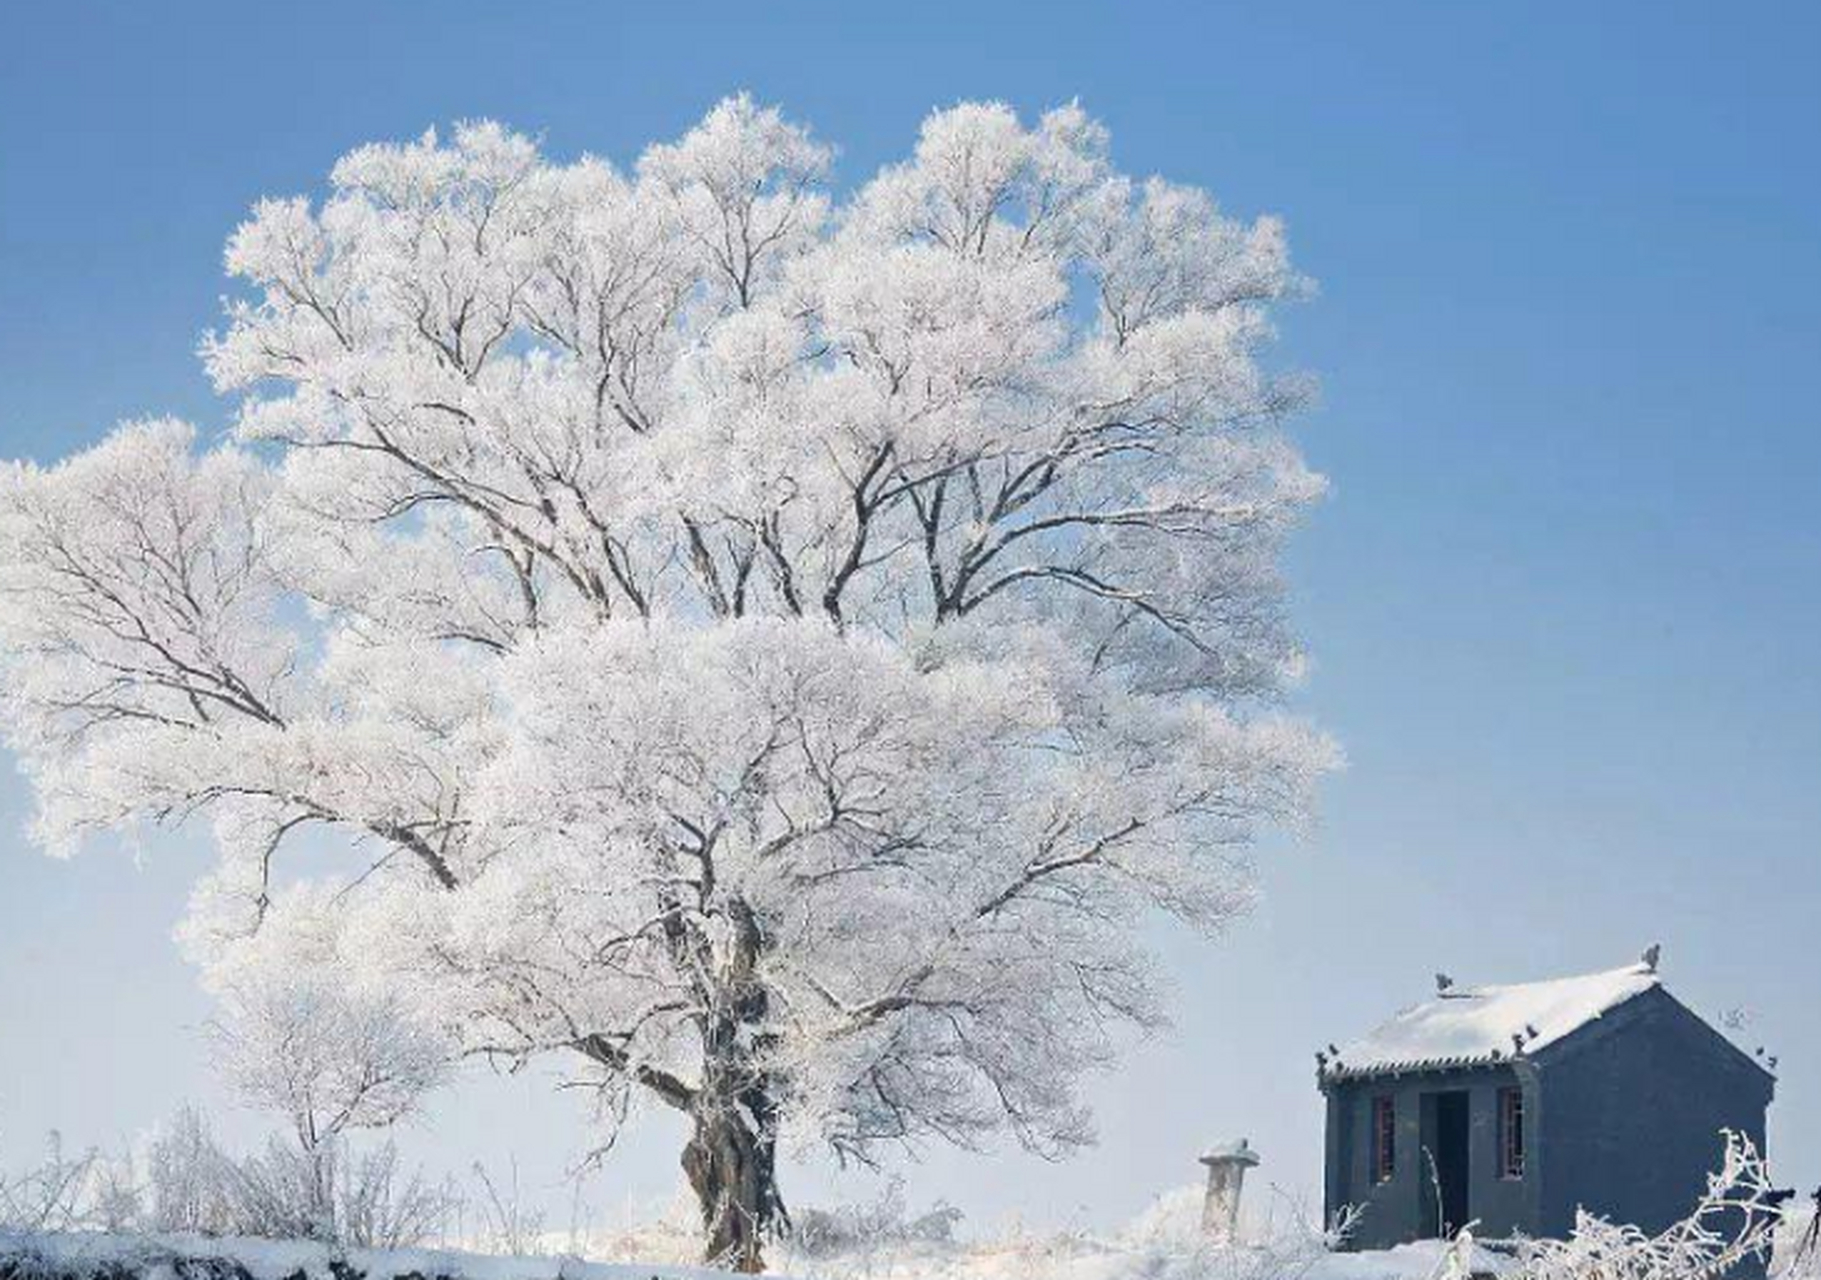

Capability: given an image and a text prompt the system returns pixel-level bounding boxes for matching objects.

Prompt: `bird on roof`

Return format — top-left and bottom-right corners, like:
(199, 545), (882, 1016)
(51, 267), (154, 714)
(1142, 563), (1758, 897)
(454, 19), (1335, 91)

(1512, 1032), (1528, 1055)
(1328, 1044), (1341, 1057)
(1642, 943), (1662, 972)
(1525, 1023), (1540, 1040)
(1435, 972), (1455, 994)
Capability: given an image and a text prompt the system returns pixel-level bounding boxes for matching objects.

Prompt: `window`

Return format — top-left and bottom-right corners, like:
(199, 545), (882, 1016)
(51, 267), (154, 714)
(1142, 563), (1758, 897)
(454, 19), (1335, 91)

(1372, 1095), (1397, 1182)
(1499, 1087), (1526, 1179)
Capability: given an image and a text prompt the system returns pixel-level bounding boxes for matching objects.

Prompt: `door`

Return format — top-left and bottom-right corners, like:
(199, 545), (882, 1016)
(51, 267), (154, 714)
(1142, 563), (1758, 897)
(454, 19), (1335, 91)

(1421, 1090), (1471, 1238)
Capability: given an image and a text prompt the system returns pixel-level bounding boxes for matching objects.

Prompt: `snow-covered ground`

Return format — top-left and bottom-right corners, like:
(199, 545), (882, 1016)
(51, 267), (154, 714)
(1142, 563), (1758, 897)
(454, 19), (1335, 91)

(0, 1183), (1510, 1280)
(0, 1229), (1505, 1280)
(12, 1170), (1809, 1280)
(0, 1232), (731, 1280)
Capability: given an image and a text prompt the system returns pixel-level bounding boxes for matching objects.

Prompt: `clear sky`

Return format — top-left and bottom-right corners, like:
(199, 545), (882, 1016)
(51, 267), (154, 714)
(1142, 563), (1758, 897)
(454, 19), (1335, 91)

(2, 0), (1818, 1237)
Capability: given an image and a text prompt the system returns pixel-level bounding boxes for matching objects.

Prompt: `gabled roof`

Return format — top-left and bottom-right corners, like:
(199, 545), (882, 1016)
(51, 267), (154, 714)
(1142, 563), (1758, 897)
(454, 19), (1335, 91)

(1325, 963), (1661, 1081)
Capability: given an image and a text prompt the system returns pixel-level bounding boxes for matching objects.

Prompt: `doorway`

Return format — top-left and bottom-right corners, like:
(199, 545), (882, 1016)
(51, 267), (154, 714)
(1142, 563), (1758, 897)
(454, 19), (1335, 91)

(1422, 1090), (1471, 1238)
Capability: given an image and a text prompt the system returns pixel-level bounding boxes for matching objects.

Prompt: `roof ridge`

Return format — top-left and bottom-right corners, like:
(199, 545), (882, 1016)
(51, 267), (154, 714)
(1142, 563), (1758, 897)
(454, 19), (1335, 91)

(1466, 960), (1658, 993)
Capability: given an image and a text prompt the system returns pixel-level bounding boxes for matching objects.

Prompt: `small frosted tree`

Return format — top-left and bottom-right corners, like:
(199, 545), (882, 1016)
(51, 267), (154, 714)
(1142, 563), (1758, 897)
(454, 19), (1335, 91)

(0, 97), (1330, 1269)
(146, 1106), (234, 1236)
(207, 968), (449, 1240)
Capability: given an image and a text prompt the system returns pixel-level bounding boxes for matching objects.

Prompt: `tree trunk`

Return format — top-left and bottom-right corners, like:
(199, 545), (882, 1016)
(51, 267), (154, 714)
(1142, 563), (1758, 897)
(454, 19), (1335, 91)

(672, 893), (786, 1271)
(681, 1100), (786, 1272)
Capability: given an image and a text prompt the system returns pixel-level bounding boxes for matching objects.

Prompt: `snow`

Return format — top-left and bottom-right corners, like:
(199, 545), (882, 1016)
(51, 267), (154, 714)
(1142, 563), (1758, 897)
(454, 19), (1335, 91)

(1330, 963), (1661, 1079)
(0, 1230), (1513, 1280)
(0, 1231), (737, 1280)
(1305, 1240), (1515, 1280)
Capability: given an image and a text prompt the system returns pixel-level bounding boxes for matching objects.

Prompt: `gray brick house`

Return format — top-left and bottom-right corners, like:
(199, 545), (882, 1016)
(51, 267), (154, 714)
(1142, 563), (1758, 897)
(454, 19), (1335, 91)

(1320, 959), (1775, 1252)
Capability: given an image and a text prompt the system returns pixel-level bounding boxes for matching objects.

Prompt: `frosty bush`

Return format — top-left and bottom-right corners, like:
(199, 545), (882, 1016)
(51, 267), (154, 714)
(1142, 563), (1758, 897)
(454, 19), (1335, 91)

(0, 1106), (451, 1249)
(82, 1153), (144, 1236)
(0, 1134), (96, 1233)
(335, 1143), (455, 1252)
(788, 1179), (963, 1257)
(464, 1160), (547, 1258)
(1778, 1193), (1821, 1280)
(1114, 1184), (1353, 1280)
(146, 1107), (236, 1237)
(1510, 1132), (1785, 1280)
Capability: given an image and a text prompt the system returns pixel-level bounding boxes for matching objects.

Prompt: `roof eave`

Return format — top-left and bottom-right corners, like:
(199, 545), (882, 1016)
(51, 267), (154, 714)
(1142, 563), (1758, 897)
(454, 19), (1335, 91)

(1321, 1052), (1522, 1085)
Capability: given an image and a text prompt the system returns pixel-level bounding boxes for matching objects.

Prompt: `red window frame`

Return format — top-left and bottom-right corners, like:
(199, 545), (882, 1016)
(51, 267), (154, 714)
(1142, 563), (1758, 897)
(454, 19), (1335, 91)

(1373, 1095), (1397, 1183)
(1499, 1086), (1526, 1179)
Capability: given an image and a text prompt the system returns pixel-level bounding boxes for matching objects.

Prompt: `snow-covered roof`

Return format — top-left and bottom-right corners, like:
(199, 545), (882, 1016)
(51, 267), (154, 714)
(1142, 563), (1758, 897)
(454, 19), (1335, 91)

(1327, 963), (1662, 1080)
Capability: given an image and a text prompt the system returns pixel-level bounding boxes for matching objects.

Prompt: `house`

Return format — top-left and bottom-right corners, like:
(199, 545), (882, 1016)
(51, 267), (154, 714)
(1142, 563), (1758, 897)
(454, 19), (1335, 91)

(1319, 956), (1776, 1252)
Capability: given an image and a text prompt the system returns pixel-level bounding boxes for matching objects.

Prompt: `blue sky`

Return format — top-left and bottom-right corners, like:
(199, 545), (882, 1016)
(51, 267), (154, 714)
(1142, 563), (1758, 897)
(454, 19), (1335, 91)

(2, 0), (1817, 1233)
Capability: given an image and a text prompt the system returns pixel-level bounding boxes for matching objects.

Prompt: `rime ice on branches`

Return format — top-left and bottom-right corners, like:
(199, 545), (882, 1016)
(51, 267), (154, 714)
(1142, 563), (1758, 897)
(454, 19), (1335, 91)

(0, 96), (1330, 1271)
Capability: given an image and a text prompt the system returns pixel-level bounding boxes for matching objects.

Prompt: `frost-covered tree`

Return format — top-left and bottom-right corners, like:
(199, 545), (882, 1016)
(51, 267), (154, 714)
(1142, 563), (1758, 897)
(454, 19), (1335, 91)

(207, 971), (449, 1239)
(211, 977), (448, 1159)
(0, 97), (1331, 1270)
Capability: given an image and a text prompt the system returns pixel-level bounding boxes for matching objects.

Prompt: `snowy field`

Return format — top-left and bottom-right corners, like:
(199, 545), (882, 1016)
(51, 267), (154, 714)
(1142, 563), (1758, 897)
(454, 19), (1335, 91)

(0, 1228), (1499, 1280)
(4, 1133), (1804, 1280)
(9, 1185), (1813, 1280)
(6, 1182), (1812, 1280)
(0, 1177), (1512, 1280)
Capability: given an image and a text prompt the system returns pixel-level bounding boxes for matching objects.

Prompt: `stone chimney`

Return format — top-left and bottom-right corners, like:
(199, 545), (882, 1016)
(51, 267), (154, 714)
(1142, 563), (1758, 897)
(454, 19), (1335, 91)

(1199, 1138), (1261, 1244)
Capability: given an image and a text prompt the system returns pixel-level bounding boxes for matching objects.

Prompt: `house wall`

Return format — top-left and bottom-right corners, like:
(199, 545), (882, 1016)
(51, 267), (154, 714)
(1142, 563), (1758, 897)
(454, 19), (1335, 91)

(1531, 987), (1775, 1241)
(1325, 1063), (1537, 1251)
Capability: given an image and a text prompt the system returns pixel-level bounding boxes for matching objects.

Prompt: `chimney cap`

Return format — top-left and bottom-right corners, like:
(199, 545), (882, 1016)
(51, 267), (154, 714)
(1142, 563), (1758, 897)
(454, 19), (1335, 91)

(1200, 1138), (1261, 1167)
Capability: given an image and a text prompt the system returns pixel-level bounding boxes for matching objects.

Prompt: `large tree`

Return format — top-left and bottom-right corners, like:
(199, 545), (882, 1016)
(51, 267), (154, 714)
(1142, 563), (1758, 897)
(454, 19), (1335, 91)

(0, 98), (1331, 1270)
